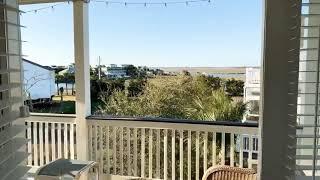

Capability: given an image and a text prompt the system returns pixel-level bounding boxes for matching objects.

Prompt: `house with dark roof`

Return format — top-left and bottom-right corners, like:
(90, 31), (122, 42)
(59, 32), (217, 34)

(23, 58), (56, 100)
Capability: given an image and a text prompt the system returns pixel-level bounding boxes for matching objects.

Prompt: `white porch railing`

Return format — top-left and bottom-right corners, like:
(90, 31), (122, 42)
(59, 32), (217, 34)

(25, 114), (259, 179)
(87, 116), (259, 180)
(25, 113), (77, 167)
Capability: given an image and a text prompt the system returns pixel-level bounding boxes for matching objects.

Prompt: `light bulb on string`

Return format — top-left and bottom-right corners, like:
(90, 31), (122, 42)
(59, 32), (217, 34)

(23, 0), (213, 13)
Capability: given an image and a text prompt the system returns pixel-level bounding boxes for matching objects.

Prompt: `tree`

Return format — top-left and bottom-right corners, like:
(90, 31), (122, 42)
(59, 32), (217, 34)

(126, 78), (146, 97)
(24, 73), (50, 111)
(69, 73), (75, 95)
(182, 70), (191, 76)
(90, 66), (98, 80)
(224, 78), (244, 96)
(63, 73), (73, 95)
(55, 74), (64, 95)
(185, 89), (246, 121)
(124, 65), (138, 77)
(97, 75), (246, 121)
(137, 66), (148, 78)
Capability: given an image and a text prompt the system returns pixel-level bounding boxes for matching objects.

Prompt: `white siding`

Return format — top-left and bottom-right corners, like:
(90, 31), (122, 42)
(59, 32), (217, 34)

(23, 60), (55, 100)
(0, 0), (28, 179)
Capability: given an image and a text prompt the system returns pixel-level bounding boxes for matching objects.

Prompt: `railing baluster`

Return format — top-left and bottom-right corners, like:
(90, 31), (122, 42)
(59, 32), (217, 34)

(57, 123), (62, 159)
(45, 123), (49, 164)
(51, 123), (56, 161)
(64, 123), (68, 159)
(230, 133), (235, 167)
(239, 135), (244, 168)
(204, 131), (208, 172)
(221, 132), (225, 165)
(113, 127), (117, 174)
(127, 127), (131, 176)
(248, 136), (253, 169)
(39, 122), (44, 166)
(120, 127), (124, 175)
(33, 122), (38, 166)
(171, 129), (175, 180)
(212, 132), (216, 166)
(106, 126), (110, 175)
(100, 125), (104, 175)
(26, 116), (259, 180)
(179, 130), (183, 180)
(134, 128), (138, 176)
(164, 129), (168, 180)
(149, 129), (153, 179)
(188, 130), (191, 180)
(70, 124), (74, 159)
(27, 122), (32, 165)
(156, 129), (160, 179)
(141, 128), (145, 178)
(196, 131), (200, 180)
(95, 125), (99, 163)
(89, 125), (92, 160)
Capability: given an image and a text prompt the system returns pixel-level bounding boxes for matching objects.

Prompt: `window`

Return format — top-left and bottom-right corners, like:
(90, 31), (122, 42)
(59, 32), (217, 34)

(252, 136), (258, 152)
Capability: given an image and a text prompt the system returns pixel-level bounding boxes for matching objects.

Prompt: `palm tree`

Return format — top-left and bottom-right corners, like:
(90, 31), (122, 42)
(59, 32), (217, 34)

(69, 74), (75, 95)
(55, 74), (64, 95)
(185, 89), (246, 121)
(63, 73), (72, 95)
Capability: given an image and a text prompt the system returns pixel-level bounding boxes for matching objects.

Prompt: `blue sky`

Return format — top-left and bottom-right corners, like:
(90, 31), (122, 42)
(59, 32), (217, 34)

(20, 0), (262, 67)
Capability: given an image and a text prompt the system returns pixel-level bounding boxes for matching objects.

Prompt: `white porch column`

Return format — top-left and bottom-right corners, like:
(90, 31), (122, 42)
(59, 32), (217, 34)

(258, 0), (301, 179)
(73, 0), (91, 161)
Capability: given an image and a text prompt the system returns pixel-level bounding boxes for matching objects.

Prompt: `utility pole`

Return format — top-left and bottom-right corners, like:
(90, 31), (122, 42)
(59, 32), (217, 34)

(98, 56), (101, 80)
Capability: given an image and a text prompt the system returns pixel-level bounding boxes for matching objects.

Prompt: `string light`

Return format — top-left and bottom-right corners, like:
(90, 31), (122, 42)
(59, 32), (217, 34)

(93, 0), (210, 7)
(22, 0), (211, 15)
(24, 2), (67, 14)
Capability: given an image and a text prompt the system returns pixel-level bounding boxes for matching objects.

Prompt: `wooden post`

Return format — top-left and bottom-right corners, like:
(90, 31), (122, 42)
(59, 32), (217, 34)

(258, 0), (301, 179)
(73, 0), (91, 161)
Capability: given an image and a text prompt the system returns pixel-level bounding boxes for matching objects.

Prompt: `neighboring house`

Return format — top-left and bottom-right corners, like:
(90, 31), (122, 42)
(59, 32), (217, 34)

(239, 67), (260, 163)
(50, 65), (67, 74)
(243, 67), (260, 122)
(102, 64), (128, 78)
(58, 63), (75, 75)
(23, 59), (55, 100)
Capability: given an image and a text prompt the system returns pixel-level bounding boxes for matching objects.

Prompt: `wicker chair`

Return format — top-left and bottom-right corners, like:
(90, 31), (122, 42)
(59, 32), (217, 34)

(202, 166), (257, 180)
